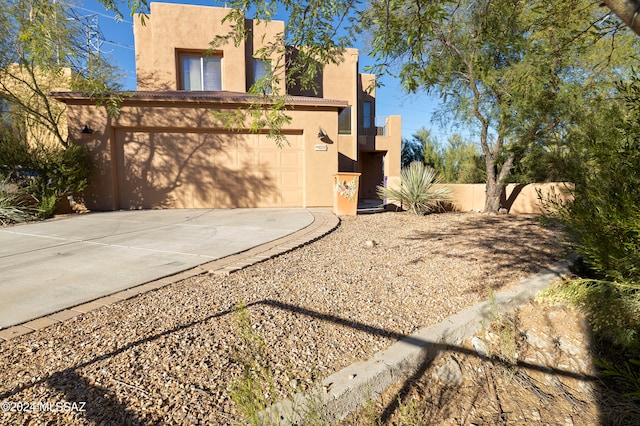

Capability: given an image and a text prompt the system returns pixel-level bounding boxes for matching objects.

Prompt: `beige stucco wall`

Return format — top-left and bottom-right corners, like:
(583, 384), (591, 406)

(63, 98), (340, 210)
(136, 3), (247, 91)
(81, 2), (403, 210)
(135, 4), (285, 92)
(355, 73), (402, 196)
(133, 3), (402, 188)
(1, 65), (70, 148)
(436, 183), (573, 214)
(248, 18), (286, 94)
(504, 183), (573, 214)
(377, 115), (402, 178)
(325, 48), (359, 168)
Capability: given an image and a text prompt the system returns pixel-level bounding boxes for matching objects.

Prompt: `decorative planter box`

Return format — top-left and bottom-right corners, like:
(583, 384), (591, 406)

(333, 173), (361, 216)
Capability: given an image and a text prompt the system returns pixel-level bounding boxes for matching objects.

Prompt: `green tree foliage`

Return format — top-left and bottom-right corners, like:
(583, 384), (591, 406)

(0, 0), (123, 148)
(0, 0), (124, 216)
(205, 0), (358, 145)
(405, 127), (483, 183)
(400, 137), (423, 168)
(96, 0), (640, 39)
(412, 128), (442, 173)
(541, 73), (640, 359)
(440, 134), (484, 184)
(502, 2), (636, 185)
(564, 85), (640, 285)
(364, 0), (635, 212)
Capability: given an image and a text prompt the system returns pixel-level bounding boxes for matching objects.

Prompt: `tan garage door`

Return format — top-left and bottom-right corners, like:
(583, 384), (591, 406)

(114, 130), (304, 209)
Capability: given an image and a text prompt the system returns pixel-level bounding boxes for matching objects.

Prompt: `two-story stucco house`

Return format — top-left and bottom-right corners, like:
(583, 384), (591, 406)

(53, 2), (401, 210)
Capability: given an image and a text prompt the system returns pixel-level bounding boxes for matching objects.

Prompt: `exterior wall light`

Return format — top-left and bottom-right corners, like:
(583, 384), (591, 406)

(318, 128), (327, 139)
(81, 124), (94, 134)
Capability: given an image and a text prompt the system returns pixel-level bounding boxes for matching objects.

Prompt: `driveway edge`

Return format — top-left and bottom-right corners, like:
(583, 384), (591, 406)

(0, 209), (339, 342)
(261, 259), (574, 424)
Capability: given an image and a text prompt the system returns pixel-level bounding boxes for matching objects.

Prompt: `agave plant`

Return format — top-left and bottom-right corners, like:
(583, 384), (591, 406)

(377, 161), (452, 215)
(0, 178), (37, 226)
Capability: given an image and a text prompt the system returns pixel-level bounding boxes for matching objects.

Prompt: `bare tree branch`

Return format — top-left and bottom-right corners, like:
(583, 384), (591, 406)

(603, 0), (640, 35)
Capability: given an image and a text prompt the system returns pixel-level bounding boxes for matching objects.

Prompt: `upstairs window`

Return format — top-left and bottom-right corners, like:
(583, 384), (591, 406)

(252, 59), (271, 93)
(363, 101), (372, 129)
(338, 106), (351, 135)
(179, 52), (222, 91)
(0, 97), (12, 127)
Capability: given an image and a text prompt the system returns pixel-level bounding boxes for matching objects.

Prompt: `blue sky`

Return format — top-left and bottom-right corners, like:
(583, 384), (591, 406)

(77, 0), (449, 141)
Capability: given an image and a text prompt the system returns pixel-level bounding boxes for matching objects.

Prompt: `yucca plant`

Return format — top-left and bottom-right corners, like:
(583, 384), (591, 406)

(377, 161), (452, 215)
(0, 178), (36, 225)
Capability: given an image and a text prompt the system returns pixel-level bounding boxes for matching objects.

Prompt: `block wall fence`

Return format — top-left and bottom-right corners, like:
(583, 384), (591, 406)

(434, 182), (573, 214)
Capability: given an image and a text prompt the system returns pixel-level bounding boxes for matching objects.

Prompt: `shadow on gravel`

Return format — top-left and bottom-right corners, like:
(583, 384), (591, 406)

(0, 299), (602, 424)
(404, 215), (564, 292)
(48, 369), (144, 425)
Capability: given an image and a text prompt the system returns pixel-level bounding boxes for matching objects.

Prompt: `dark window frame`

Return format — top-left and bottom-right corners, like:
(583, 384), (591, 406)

(338, 106), (352, 135)
(362, 101), (372, 129)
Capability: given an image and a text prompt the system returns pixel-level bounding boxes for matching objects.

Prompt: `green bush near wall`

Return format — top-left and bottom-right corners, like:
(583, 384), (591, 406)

(540, 74), (640, 400)
(0, 130), (93, 219)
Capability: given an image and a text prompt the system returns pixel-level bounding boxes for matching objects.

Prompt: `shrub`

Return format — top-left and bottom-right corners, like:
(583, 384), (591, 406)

(539, 279), (640, 356)
(230, 304), (326, 425)
(0, 177), (37, 225)
(230, 305), (276, 425)
(0, 130), (32, 184)
(597, 357), (640, 400)
(0, 132), (93, 218)
(540, 74), (640, 360)
(28, 143), (94, 218)
(377, 161), (452, 215)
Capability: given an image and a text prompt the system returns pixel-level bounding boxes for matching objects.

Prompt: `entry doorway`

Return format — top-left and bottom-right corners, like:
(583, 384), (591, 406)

(358, 151), (386, 200)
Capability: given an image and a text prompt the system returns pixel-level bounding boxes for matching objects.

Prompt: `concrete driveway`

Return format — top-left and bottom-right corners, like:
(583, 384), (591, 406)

(0, 208), (314, 329)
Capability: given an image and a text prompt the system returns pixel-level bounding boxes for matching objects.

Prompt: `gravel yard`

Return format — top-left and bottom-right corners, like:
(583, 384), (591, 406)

(0, 212), (565, 425)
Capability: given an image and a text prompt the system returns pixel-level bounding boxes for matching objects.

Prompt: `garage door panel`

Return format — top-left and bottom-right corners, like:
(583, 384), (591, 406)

(215, 151), (238, 169)
(258, 136), (281, 149)
(258, 135), (303, 150)
(116, 130), (303, 209)
(237, 151), (259, 164)
(281, 171), (302, 186)
(281, 152), (302, 167)
(280, 189), (304, 206)
(243, 134), (260, 149)
(258, 151), (279, 168)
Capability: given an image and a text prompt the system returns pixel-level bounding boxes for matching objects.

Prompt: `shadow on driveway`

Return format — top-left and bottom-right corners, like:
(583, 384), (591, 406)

(0, 208), (314, 329)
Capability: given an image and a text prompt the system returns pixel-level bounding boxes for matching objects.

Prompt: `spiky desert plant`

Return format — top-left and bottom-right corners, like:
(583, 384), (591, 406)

(0, 178), (36, 225)
(377, 161), (452, 215)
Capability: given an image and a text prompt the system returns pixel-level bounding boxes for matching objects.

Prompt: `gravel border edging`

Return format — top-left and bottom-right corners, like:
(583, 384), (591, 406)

(262, 259), (573, 424)
(0, 209), (340, 342)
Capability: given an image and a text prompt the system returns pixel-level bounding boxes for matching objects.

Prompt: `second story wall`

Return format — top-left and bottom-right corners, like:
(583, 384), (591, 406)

(131, 3), (400, 180)
(324, 49), (359, 171)
(135, 3), (285, 93)
(358, 73), (376, 139)
(287, 48), (362, 171)
(246, 18), (286, 93)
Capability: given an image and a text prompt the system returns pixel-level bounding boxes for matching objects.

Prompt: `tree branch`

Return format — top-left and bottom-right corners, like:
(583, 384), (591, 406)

(602, 0), (640, 36)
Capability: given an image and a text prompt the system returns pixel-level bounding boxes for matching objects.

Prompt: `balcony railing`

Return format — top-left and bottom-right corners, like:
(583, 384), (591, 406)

(359, 116), (388, 137)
